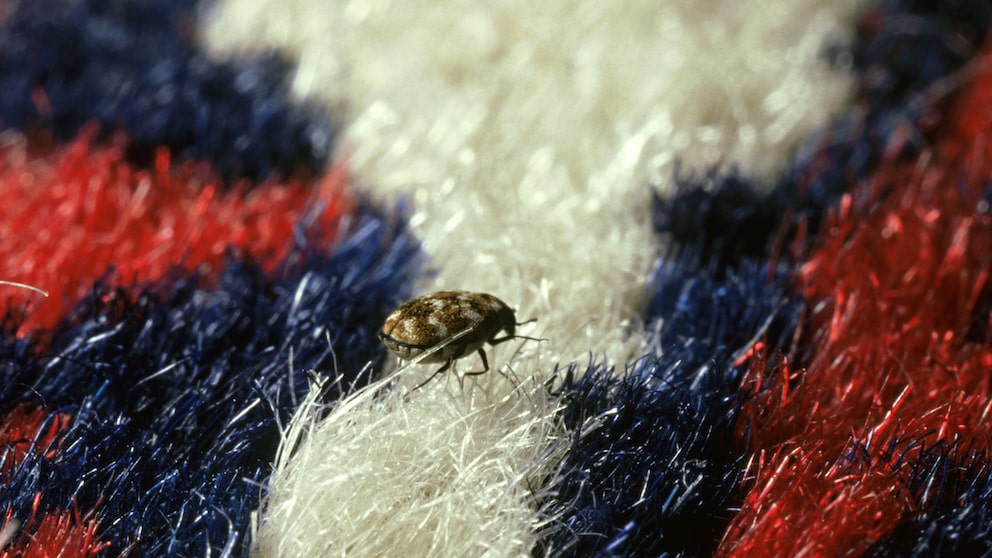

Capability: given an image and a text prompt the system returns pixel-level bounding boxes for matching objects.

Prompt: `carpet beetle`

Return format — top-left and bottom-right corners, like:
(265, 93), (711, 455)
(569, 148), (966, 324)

(379, 290), (537, 389)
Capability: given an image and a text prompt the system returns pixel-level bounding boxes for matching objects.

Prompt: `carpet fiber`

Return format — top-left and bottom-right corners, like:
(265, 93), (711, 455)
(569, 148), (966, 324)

(1, 0), (991, 556)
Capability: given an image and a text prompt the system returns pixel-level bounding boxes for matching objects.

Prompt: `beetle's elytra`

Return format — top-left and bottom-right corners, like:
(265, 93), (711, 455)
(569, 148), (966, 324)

(379, 290), (535, 388)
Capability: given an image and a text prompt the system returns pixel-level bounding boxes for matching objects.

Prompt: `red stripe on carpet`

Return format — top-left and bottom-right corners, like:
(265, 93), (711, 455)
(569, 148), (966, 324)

(718, 43), (992, 557)
(0, 406), (69, 477)
(0, 502), (109, 558)
(0, 129), (352, 334)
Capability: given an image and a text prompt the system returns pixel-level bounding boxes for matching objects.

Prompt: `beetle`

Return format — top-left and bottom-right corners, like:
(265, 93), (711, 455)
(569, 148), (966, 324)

(378, 290), (538, 389)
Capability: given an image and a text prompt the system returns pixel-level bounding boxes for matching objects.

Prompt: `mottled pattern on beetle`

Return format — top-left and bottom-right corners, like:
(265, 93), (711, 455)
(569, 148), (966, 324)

(379, 291), (513, 362)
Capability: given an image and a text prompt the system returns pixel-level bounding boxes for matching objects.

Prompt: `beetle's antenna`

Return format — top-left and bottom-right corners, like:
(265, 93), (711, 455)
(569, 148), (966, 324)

(514, 335), (548, 342)
(490, 332), (548, 345)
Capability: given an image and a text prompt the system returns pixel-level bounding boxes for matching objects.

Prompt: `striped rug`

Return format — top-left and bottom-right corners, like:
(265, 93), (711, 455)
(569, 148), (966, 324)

(0, 1), (989, 556)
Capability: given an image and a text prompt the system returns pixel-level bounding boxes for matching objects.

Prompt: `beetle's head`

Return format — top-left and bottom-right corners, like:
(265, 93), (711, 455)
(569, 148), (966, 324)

(497, 305), (518, 336)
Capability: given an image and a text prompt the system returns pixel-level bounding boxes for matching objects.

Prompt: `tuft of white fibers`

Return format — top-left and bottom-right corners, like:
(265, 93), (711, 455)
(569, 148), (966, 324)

(202, 0), (865, 365)
(204, 1), (867, 555)
(254, 369), (561, 557)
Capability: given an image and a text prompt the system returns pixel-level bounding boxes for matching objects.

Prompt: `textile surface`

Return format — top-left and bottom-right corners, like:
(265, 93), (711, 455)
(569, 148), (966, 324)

(0, 1), (990, 556)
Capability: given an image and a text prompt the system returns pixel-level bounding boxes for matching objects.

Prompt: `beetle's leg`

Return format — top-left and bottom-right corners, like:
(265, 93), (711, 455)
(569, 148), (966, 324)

(462, 348), (491, 377)
(412, 357), (453, 391)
